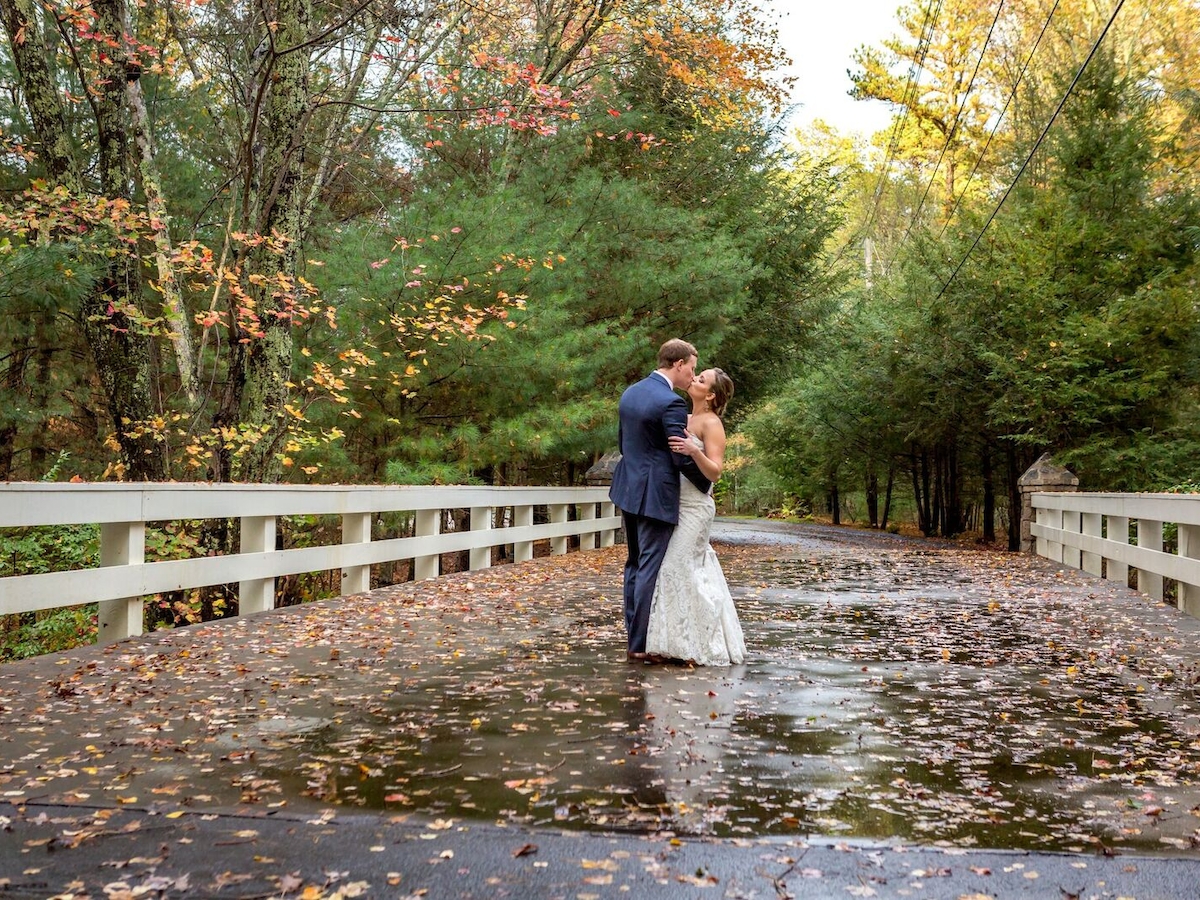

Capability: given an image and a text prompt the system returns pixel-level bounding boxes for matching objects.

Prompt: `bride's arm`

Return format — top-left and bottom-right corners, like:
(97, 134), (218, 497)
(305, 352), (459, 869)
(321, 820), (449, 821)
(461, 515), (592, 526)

(669, 418), (726, 482)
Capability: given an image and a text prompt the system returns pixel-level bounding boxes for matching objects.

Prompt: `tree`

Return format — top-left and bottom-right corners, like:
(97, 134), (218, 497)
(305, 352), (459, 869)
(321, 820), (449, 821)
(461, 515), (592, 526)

(0, 0), (168, 478)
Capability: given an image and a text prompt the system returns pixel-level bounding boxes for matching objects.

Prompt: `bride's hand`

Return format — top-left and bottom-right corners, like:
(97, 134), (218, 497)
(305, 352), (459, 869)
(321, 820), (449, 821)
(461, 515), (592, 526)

(668, 432), (696, 456)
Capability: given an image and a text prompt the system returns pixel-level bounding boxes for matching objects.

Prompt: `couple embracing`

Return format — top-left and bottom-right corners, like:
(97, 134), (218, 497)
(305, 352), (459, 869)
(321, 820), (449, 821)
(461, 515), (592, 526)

(608, 339), (746, 667)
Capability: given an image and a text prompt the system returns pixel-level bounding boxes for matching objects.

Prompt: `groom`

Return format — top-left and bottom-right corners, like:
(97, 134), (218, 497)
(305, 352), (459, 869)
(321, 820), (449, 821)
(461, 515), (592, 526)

(609, 338), (712, 661)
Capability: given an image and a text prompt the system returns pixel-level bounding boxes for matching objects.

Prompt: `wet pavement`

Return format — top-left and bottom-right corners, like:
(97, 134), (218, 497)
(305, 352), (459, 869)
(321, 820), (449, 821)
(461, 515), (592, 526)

(3, 518), (1200, 898)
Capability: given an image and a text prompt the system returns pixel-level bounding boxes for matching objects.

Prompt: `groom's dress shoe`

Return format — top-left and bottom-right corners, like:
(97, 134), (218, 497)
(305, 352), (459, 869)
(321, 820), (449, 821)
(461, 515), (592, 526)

(627, 651), (648, 661)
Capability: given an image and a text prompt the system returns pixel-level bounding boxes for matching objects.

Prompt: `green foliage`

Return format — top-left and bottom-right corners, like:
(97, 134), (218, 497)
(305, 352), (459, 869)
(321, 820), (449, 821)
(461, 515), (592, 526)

(750, 34), (1200, 537)
(0, 472), (100, 658)
(299, 96), (842, 486)
(0, 606), (96, 662)
(0, 523), (98, 579)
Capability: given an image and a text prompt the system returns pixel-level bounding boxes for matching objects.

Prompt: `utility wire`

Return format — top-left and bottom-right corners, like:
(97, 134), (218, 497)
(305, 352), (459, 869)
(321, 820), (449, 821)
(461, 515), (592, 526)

(899, 0), (1006, 249)
(862, 0), (945, 235)
(937, 0), (1062, 241)
(931, 0), (1128, 304)
(823, 0), (943, 276)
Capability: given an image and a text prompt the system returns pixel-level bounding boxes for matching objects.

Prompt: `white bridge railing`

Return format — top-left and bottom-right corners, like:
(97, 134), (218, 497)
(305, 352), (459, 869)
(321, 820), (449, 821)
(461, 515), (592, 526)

(0, 483), (619, 644)
(1031, 492), (1200, 617)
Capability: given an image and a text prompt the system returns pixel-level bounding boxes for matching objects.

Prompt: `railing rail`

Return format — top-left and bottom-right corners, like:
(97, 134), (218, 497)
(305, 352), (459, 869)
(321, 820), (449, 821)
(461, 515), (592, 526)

(1031, 491), (1200, 617)
(0, 483), (620, 644)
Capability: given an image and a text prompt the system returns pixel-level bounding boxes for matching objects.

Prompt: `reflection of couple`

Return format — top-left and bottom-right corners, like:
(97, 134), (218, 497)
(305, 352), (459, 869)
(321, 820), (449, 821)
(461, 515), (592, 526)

(608, 339), (746, 667)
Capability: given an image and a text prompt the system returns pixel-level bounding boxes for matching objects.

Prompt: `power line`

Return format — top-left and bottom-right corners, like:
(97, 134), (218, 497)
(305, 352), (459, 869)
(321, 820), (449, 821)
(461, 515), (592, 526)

(899, 0), (1007, 249)
(931, 0), (1128, 304)
(862, 0), (946, 235)
(937, 0), (1062, 241)
(822, 0), (944, 277)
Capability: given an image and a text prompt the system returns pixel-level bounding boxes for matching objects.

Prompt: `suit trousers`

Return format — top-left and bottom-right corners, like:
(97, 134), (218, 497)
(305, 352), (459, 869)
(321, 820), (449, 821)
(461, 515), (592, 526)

(622, 510), (675, 654)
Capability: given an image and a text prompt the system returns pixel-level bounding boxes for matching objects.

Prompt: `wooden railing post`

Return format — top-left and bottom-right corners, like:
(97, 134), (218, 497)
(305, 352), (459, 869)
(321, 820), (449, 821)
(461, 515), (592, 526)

(340, 512), (371, 596)
(98, 522), (145, 643)
(600, 501), (616, 548)
(550, 503), (569, 555)
(414, 509), (440, 581)
(1081, 512), (1102, 575)
(470, 506), (492, 570)
(1105, 515), (1129, 586)
(1177, 524), (1200, 616)
(1136, 519), (1164, 601)
(579, 502), (597, 551)
(1038, 505), (1064, 562)
(513, 505), (534, 562)
(1062, 509), (1082, 569)
(239, 515), (276, 615)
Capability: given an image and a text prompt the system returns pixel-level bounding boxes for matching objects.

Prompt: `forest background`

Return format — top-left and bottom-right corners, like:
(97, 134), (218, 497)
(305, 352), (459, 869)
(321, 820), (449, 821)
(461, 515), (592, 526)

(1, 0), (1199, 651)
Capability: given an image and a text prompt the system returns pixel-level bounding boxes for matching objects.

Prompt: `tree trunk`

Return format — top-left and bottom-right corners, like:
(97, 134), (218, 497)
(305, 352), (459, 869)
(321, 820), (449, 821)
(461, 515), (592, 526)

(213, 0), (313, 483)
(865, 464), (879, 528)
(910, 447), (929, 535)
(90, 0), (167, 480)
(829, 472), (840, 526)
(0, 0), (79, 188)
(125, 41), (197, 405)
(2, 0), (167, 481)
(27, 344), (53, 475)
(942, 442), (962, 537)
(932, 448), (944, 536)
(982, 442), (996, 544)
(880, 464), (895, 531)
(0, 347), (29, 478)
(1005, 442), (1022, 551)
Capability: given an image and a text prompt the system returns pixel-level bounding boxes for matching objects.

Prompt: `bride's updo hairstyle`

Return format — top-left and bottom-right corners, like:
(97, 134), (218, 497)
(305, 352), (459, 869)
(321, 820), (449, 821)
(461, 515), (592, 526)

(709, 368), (734, 419)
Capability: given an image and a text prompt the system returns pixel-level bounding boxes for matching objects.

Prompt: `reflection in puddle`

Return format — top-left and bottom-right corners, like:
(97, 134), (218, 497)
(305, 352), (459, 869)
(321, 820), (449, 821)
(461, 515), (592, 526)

(253, 547), (1200, 855)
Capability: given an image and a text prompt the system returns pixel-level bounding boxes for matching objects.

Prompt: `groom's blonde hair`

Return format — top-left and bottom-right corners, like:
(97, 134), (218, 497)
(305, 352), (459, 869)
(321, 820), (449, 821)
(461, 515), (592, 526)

(657, 338), (697, 369)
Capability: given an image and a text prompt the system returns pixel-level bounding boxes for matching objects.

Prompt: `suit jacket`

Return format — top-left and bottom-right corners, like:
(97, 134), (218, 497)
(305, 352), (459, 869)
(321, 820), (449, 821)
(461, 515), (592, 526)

(608, 374), (712, 524)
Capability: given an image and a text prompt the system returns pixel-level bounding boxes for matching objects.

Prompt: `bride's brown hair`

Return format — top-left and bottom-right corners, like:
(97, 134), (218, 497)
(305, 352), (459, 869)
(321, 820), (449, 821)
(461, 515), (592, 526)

(708, 368), (734, 418)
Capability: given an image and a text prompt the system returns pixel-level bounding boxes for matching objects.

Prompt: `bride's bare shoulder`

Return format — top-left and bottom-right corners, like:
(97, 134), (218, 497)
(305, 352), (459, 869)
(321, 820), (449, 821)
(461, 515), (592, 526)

(693, 411), (724, 437)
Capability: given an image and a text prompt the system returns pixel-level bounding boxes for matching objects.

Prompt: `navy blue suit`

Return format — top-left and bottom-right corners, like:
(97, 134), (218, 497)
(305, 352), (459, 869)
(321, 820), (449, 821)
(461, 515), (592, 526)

(609, 374), (711, 654)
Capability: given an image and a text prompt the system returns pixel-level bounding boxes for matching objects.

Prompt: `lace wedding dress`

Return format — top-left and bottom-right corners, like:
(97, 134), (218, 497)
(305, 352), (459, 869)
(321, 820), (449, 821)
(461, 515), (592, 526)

(646, 458), (746, 666)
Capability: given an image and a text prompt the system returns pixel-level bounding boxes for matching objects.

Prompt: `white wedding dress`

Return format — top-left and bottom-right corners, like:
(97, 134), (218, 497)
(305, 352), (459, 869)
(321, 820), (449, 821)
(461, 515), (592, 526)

(646, 456), (746, 666)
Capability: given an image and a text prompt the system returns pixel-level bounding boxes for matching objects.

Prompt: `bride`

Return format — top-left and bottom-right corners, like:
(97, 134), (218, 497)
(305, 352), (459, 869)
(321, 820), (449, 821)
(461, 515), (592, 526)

(645, 367), (746, 666)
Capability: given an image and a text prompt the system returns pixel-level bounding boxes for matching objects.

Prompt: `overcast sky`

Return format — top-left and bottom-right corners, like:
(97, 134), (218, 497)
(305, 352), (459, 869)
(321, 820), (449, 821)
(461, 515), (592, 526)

(762, 0), (903, 134)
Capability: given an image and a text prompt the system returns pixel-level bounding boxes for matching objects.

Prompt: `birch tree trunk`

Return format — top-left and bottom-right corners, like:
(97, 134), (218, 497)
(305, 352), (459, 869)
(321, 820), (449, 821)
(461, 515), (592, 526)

(121, 13), (198, 406)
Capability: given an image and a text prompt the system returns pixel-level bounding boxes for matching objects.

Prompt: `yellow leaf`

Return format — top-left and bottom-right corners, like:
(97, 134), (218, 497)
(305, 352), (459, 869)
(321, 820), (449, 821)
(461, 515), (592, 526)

(581, 859), (619, 870)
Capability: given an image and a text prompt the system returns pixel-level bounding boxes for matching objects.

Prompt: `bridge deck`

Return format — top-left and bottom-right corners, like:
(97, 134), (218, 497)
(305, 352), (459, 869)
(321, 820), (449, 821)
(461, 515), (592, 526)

(2, 520), (1199, 898)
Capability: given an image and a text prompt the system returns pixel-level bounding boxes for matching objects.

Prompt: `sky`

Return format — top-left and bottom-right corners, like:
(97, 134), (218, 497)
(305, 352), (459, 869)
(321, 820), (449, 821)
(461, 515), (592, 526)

(762, 0), (903, 135)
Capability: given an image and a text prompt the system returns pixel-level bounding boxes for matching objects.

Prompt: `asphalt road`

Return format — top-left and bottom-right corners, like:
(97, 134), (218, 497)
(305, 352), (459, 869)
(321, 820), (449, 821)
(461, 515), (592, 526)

(3, 518), (1200, 899)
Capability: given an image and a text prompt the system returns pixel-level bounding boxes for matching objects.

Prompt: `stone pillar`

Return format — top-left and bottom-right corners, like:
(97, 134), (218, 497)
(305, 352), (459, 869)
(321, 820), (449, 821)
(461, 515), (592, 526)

(584, 450), (621, 488)
(1017, 453), (1079, 554)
